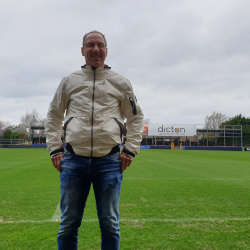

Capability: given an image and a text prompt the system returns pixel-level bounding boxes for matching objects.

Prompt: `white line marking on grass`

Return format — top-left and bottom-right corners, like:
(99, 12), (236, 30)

(51, 203), (61, 222)
(0, 162), (51, 164)
(120, 217), (250, 222)
(0, 161), (51, 163)
(2, 217), (250, 224)
(124, 178), (249, 180)
(0, 162), (29, 163)
(1, 219), (54, 224)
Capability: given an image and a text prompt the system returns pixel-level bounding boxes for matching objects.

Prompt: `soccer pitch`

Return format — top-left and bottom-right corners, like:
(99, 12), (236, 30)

(1, 148), (250, 249)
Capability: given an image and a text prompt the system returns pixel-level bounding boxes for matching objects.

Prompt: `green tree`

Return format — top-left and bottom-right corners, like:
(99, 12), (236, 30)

(224, 114), (250, 126)
(12, 131), (21, 139)
(223, 114), (250, 146)
(3, 129), (13, 139)
(11, 131), (28, 140)
(18, 131), (28, 140)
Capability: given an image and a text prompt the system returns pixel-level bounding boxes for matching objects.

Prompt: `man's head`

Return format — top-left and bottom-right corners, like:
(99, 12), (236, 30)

(81, 31), (108, 68)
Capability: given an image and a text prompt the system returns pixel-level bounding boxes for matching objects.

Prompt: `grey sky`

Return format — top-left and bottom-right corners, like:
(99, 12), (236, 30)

(1, 0), (250, 125)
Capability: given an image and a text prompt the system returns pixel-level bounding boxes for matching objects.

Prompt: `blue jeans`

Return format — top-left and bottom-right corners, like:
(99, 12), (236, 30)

(58, 150), (122, 250)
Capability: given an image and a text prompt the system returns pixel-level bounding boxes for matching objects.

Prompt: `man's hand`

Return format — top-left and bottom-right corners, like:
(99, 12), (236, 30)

(51, 153), (64, 172)
(119, 153), (133, 173)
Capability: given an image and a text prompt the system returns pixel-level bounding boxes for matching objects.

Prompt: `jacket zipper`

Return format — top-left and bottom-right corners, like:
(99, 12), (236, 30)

(91, 70), (96, 157)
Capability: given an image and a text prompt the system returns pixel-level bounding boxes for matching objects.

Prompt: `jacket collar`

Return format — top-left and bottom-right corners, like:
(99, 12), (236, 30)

(81, 64), (111, 70)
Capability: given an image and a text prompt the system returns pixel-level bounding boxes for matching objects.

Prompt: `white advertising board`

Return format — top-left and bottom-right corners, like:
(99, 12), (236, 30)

(148, 124), (196, 137)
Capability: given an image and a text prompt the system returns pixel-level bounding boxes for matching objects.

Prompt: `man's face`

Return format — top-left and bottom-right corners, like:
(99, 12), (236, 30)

(81, 33), (108, 68)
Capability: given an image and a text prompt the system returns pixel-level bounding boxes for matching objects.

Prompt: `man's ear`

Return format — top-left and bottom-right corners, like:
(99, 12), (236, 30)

(81, 47), (84, 56)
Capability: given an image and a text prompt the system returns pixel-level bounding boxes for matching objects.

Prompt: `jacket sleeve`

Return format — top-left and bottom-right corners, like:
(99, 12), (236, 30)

(121, 79), (144, 157)
(45, 78), (69, 156)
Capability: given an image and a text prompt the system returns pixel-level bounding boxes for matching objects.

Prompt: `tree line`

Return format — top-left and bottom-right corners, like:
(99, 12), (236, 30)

(1, 111), (250, 144)
(0, 110), (46, 140)
(205, 112), (250, 145)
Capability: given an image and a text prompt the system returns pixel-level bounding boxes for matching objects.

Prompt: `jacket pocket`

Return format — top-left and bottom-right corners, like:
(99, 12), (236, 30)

(63, 117), (74, 142)
(64, 117), (90, 147)
(100, 117), (122, 145)
(113, 118), (124, 143)
(129, 97), (137, 115)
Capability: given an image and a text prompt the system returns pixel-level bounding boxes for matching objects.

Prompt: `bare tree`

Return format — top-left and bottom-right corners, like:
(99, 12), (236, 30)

(0, 119), (10, 136)
(143, 118), (150, 123)
(0, 119), (5, 134)
(20, 109), (43, 129)
(39, 118), (46, 134)
(17, 123), (26, 130)
(205, 111), (227, 129)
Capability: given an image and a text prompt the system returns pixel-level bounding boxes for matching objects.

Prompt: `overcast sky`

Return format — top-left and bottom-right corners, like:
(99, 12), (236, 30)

(1, 0), (250, 126)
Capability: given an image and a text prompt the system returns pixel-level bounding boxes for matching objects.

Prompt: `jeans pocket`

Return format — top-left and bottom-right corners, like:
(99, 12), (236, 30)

(104, 152), (121, 161)
(61, 149), (74, 162)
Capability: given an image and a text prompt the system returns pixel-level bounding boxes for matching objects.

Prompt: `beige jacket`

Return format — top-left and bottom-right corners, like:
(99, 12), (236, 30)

(45, 65), (144, 157)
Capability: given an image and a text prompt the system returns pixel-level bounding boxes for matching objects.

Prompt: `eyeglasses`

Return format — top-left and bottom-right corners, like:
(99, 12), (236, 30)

(83, 43), (106, 49)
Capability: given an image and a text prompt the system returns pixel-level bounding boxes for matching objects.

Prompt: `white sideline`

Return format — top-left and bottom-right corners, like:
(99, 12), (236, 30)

(0, 162), (50, 164)
(124, 178), (249, 180)
(0, 162), (29, 163)
(1, 217), (250, 224)
(51, 203), (61, 222)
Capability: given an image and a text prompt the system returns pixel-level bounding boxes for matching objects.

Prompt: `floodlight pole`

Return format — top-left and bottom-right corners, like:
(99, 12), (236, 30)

(224, 125), (226, 146)
(233, 126), (234, 147)
(207, 125), (208, 147)
(241, 125), (243, 147)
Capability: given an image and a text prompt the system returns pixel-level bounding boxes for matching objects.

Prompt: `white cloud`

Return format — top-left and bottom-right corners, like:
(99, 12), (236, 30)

(0, 0), (250, 125)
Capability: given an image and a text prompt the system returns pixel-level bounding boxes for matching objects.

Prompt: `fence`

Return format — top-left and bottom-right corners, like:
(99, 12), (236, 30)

(0, 139), (25, 145)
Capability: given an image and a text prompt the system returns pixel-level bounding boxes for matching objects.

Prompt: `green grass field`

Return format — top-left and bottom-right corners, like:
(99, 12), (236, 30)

(1, 148), (250, 249)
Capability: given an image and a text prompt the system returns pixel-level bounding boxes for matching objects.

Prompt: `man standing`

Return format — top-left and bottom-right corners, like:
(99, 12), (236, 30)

(45, 31), (144, 250)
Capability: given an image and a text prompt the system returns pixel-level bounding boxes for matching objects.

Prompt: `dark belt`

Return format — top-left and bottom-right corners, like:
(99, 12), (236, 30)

(65, 143), (120, 156)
